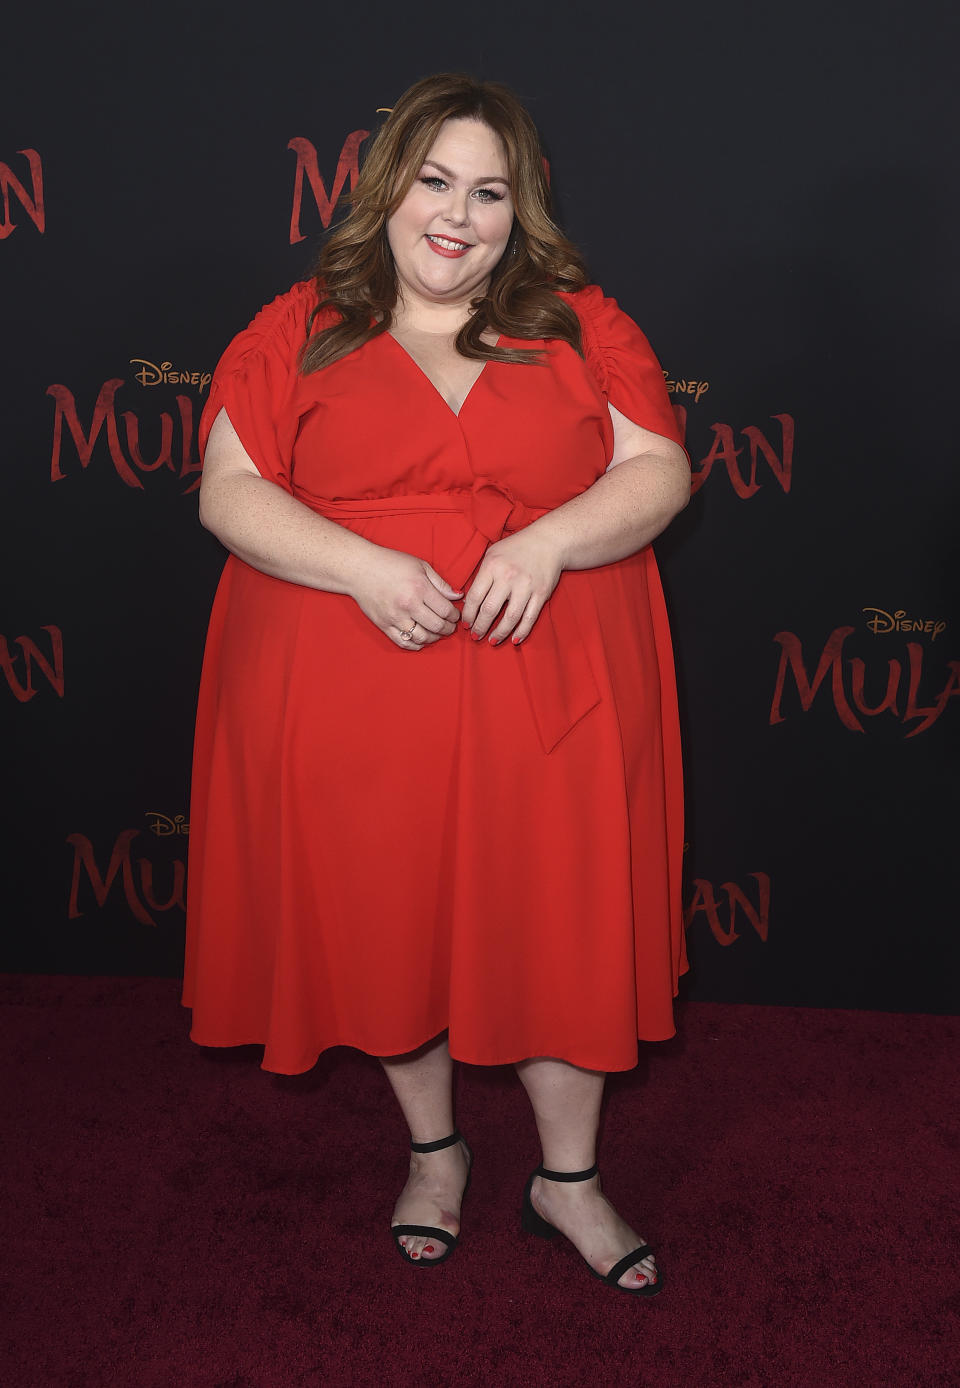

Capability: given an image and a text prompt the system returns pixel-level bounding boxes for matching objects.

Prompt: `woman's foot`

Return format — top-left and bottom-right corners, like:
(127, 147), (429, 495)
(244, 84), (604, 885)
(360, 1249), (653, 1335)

(391, 1137), (472, 1261)
(529, 1172), (658, 1290)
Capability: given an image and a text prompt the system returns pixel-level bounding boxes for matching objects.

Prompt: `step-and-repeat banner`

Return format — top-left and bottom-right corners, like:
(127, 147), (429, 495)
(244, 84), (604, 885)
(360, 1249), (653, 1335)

(3, 4), (957, 1013)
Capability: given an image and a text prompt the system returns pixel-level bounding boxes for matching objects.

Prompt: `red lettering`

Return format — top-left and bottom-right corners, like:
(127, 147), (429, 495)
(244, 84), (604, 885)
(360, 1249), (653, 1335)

(0, 626), (64, 701)
(741, 414), (794, 494)
(904, 643), (960, 737)
(138, 857), (186, 913)
(48, 381), (200, 493)
(849, 656), (900, 718)
(288, 130), (369, 244)
(684, 873), (771, 946)
(770, 627), (863, 731)
(67, 830), (157, 927)
(691, 424), (748, 498)
(47, 380), (140, 487)
(684, 880), (737, 945)
(690, 415), (795, 498)
(122, 410), (174, 473)
(176, 395), (202, 492)
(721, 874), (771, 943)
(0, 149), (44, 239)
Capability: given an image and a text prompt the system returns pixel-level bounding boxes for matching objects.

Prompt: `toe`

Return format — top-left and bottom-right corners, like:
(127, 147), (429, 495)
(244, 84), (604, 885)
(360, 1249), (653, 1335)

(618, 1254), (657, 1290)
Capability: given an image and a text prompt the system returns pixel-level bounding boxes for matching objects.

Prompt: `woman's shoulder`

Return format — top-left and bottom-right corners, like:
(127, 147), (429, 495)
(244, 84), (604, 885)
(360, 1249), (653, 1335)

(553, 283), (633, 346)
(554, 284), (679, 440)
(213, 278), (341, 382)
(237, 278), (321, 352)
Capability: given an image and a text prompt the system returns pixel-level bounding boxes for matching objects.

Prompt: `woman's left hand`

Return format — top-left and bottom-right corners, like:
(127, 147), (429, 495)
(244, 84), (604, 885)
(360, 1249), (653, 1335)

(460, 527), (563, 644)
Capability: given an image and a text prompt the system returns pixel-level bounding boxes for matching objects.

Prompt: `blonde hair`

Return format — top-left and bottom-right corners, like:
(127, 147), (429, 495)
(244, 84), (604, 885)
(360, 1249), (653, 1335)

(301, 72), (588, 373)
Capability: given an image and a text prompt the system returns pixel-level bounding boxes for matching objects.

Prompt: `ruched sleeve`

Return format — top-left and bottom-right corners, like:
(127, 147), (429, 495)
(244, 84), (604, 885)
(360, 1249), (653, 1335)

(561, 284), (684, 449)
(199, 279), (319, 493)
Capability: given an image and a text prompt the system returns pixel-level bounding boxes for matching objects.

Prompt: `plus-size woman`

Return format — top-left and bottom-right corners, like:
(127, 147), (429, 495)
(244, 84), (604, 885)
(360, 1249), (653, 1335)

(183, 73), (690, 1295)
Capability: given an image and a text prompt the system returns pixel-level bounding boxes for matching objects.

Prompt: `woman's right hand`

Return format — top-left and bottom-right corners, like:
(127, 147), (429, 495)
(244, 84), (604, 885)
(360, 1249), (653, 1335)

(349, 547), (463, 650)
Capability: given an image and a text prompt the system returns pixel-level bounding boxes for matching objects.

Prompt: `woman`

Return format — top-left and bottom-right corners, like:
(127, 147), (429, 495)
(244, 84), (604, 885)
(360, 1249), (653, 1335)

(183, 73), (690, 1296)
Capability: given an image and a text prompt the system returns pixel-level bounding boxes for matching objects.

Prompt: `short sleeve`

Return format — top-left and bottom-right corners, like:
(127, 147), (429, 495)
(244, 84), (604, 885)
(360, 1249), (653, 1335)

(199, 280), (318, 493)
(561, 284), (684, 449)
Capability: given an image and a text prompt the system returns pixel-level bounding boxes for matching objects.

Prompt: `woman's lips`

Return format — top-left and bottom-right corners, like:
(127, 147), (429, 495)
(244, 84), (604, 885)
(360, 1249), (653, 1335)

(425, 234), (472, 259)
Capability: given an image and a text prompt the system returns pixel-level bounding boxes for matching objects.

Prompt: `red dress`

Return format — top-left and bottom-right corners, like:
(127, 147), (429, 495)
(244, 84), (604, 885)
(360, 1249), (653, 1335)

(182, 280), (688, 1075)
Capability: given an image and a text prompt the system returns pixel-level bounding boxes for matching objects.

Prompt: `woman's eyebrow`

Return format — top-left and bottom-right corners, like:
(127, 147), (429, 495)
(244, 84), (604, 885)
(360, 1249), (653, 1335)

(422, 159), (509, 186)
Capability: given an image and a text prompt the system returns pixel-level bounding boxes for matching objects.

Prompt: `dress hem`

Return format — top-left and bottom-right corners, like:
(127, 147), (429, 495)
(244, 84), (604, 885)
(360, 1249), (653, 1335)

(183, 999), (681, 1077)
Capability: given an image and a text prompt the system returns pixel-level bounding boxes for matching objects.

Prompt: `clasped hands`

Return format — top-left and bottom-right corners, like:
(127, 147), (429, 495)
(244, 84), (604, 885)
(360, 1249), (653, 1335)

(352, 528), (563, 651)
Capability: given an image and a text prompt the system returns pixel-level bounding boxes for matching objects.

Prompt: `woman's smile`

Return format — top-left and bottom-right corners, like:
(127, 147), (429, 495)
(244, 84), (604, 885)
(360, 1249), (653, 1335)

(425, 234), (474, 257)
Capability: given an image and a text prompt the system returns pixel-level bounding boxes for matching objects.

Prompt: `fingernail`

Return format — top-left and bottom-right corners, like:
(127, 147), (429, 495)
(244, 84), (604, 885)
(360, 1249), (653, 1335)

(471, 632), (482, 642)
(512, 636), (522, 645)
(424, 1245), (435, 1254)
(489, 637), (502, 646)
(411, 1251), (420, 1259)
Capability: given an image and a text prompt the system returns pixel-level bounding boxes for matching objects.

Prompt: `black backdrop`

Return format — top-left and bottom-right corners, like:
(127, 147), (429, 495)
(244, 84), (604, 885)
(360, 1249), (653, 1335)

(3, 1), (957, 1014)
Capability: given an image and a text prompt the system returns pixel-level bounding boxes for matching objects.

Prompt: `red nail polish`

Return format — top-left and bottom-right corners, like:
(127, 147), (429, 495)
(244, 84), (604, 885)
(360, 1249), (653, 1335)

(411, 1251), (420, 1259)
(471, 632), (482, 642)
(424, 1245), (435, 1254)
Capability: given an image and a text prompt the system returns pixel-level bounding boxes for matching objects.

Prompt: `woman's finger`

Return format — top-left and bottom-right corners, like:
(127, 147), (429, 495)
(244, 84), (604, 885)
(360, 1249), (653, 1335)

(506, 595), (546, 646)
(469, 583), (513, 640)
(420, 591), (462, 630)
(420, 589), (462, 625)
(461, 570), (495, 628)
(392, 620), (430, 650)
(486, 592), (532, 644)
(410, 608), (452, 637)
(421, 562), (463, 605)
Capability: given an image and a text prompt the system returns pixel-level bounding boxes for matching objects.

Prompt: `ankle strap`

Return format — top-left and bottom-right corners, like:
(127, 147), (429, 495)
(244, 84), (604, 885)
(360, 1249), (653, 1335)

(536, 1162), (599, 1182)
(410, 1129), (463, 1154)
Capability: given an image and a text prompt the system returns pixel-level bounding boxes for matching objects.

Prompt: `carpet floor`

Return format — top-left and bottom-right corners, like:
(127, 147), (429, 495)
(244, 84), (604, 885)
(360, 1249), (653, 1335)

(2, 975), (958, 1387)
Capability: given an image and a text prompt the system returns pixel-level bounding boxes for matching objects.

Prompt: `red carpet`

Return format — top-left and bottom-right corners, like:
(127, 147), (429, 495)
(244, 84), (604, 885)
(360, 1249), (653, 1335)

(3, 975), (958, 1386)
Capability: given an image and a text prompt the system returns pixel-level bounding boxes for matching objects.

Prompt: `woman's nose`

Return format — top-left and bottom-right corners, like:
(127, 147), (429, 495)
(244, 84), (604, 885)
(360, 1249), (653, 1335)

(442, 190), (470, 226)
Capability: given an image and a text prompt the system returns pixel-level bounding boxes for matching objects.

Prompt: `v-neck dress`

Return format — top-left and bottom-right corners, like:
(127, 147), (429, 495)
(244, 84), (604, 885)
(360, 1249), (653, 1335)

(182, 278), (688, 1075)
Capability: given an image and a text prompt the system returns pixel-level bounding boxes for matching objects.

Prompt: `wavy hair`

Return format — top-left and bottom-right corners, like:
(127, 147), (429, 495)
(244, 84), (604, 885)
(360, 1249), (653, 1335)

(301, 73), (588, 374)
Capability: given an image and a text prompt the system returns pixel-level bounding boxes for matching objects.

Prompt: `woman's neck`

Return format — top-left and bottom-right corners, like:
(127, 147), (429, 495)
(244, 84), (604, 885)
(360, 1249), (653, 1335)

(391, 284), (486, 336)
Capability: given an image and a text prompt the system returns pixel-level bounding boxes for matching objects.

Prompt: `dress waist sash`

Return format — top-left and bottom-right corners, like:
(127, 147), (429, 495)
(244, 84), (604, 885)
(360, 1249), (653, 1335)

(295, 477), (601, 754)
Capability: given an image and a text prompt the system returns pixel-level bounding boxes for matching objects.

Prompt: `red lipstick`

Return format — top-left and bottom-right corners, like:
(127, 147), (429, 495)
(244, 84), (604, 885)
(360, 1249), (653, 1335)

(425, 234), (472, 259)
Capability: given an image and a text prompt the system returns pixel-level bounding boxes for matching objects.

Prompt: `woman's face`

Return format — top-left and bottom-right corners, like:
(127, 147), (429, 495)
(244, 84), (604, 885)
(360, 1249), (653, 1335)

(387, 118), (515, 310)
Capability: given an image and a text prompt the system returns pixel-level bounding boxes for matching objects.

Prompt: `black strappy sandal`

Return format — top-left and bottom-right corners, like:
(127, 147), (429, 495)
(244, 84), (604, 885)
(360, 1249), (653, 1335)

(521, 1162), (663, 1296)
(391, 1130), (472, 1266)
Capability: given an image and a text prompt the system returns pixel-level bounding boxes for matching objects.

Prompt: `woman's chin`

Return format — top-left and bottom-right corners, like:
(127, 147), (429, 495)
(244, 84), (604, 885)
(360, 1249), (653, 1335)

(407, 258), (489, 303)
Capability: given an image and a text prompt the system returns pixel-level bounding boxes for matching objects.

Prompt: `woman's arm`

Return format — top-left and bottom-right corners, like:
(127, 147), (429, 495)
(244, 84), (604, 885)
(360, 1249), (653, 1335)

(530, 404), (690, 570)
(199, 408), (462, 649)
(199, 407), (374, 593)
(460, 403), (690, 643)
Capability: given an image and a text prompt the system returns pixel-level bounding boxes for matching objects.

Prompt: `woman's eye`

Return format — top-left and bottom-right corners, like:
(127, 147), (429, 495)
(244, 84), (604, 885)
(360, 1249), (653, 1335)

(420, 176), (445, 190)
(474, 188), (504, 202)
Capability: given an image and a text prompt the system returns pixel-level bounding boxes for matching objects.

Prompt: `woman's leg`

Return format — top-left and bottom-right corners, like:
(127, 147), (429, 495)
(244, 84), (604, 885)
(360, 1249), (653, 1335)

(379, 1031), (471, 1262)
(515, 1056), (658, 1289)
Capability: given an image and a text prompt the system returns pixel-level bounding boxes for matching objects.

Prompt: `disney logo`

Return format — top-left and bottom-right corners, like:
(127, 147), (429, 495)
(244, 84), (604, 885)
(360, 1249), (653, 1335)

(662, 371), (709, 403)
(862, 608), (945, 641)
(130, 359), (212, 392)
(146, 812), (189, 836)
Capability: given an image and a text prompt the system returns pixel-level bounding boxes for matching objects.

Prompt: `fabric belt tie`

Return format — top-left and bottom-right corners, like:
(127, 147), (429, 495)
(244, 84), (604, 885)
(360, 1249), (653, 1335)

(297, 478), (601, 754)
